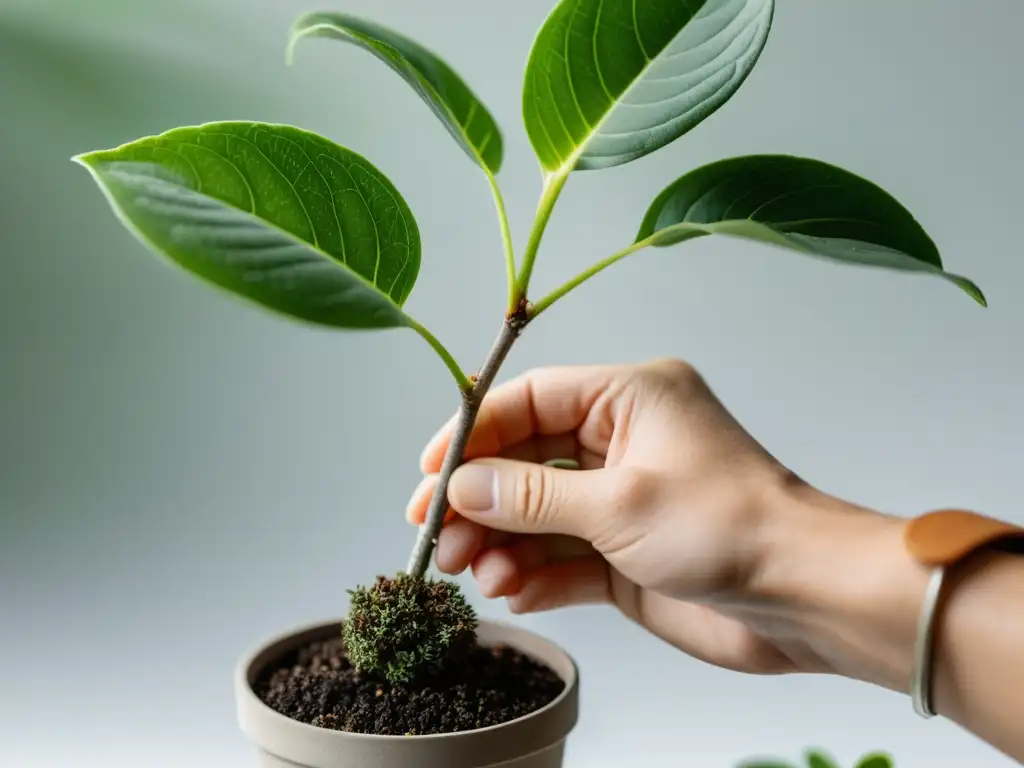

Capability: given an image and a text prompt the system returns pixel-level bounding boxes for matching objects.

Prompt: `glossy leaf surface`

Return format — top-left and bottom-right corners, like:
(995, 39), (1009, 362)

(636, 155), (986, 305)
(523, 0), (774, 174)
(290, 12), (503, 174)
(75, 121), (421, 329)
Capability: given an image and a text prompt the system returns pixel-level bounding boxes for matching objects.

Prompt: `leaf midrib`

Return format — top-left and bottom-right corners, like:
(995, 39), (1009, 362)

(647, 219), (956, 281)
(653, 219), (894, 246)
(291, 20), (494, 172)
(542, 0), (764, 178)
(147, 125), (357, 270)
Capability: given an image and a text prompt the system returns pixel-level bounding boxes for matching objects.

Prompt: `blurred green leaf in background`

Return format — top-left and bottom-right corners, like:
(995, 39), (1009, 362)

(0, 0), (269, 525)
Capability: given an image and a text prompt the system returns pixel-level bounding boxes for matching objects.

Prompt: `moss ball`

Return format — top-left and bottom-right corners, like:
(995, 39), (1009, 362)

(343, 573), (478, 685)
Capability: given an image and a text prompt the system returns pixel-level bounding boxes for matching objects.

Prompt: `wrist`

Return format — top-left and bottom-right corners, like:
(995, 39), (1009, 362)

(751, 476), (931, 691)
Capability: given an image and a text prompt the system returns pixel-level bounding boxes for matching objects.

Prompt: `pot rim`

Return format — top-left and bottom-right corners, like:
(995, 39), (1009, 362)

(235, 617), (579, 743)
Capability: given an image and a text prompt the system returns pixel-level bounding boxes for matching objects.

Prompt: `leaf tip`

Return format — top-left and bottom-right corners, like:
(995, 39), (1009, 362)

(952, 275), (988, 307)
(71, 151), (106, 175)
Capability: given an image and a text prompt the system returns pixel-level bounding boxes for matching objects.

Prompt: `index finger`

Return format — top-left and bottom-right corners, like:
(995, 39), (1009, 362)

(419, 364), (622, 474)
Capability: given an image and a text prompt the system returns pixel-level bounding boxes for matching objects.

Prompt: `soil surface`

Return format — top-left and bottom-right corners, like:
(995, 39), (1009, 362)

(256, 634), (565, 736)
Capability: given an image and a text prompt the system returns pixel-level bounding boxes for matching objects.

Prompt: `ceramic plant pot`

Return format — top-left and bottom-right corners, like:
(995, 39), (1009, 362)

(235, 619), (580, 768)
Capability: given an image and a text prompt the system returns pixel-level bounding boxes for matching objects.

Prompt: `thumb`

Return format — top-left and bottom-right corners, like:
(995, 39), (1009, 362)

(446, 458), (628, 540)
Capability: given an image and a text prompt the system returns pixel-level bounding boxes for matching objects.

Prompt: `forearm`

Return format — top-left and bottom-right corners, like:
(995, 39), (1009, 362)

(755, 481), (1024, 762)
(930, 548), (1024, 760)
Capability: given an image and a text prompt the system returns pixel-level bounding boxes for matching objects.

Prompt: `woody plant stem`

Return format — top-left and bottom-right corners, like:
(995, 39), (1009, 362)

(404, 308), (526, 577)
(405, 172), (569, 579)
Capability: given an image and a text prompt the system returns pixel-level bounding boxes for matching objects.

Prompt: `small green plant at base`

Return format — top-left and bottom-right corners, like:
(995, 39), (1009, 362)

(72, 1), (986, 682)
(739, 748), (894, 768)
(344, 574), (477, 684)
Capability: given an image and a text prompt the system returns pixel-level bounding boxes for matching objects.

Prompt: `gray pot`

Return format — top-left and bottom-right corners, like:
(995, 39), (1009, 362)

(235, 619), (580, 768)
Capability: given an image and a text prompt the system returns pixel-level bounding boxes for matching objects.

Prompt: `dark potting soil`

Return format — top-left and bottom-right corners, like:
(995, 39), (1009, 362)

(256, 635), (565, 736)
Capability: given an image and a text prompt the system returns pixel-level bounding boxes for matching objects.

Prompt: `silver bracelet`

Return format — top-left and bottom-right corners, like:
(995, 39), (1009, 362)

(910, 565), (946, 718)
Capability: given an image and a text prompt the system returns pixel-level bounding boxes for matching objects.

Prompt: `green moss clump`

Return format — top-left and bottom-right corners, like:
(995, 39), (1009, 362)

(343, 573), (478, 685)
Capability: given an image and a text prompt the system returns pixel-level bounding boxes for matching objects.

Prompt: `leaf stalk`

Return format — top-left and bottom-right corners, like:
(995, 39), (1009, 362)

(485, 172), (518, 314)
(528, 237), (654, 319)
(406, 318), (473, 393)
(515, 171), (569, 299)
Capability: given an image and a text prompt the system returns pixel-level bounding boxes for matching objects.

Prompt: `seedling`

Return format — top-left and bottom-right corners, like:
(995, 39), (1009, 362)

(72, 1), (984, 681)
(740, 748), (895, 768)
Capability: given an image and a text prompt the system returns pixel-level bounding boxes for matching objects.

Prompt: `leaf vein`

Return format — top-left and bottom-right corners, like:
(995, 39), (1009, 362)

(747, 184), (845, 220)
(564, 0), (593, 132)
(631, 0), (650, 61)
(319, 154), (384, 288)
(592, 0), (614, 102)
(220, 128), (320, 250)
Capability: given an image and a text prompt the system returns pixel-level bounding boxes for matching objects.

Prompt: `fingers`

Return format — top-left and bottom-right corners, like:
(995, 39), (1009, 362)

(434, 517), (489, 574)
(470, 537), (546, 598)
(405, 474), (436, 525)
(453, 534), (608, 611)
(506, 556), (611, 613)
(447, 458), (649, 542)
(406, 435), (606, 527)
(404, 475), (457, 526)
(419, 365), (623, 474)
(499, 435), (606, 471)
(499, 432), (580, 466)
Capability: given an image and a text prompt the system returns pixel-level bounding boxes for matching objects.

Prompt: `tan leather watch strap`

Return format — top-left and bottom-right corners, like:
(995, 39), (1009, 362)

(904, 508), (1024, 567)
(903, 508), (1024, 719)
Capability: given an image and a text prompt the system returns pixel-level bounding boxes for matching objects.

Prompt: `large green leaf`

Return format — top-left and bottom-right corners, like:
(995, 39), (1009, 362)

(73, 121), (421, 329)
(636, 155), (986, 306)
(523, 0), (774, 175)
(289, 12), (503, 175)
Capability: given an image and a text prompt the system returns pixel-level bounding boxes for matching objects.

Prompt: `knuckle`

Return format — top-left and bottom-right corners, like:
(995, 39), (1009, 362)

(648, 356), (695, 377)
(644, 356), (708, 398)
(514, 465), (552, 527)
(588, 468), (663, 555)
(647, 357), (701, 385)
(609, 467), (659, 513)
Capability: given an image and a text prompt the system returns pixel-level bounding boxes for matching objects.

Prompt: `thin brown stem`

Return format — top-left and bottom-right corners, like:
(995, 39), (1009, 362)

(405, 311), (527, 578)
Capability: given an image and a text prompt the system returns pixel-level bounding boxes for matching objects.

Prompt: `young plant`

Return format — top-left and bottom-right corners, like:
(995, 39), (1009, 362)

(73, 1), (985, 596)
(739, 748), (895, 768)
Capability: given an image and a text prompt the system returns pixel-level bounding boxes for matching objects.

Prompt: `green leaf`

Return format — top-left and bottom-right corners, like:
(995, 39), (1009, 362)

(856, 754), (895, 768)
(73, 121), (421, 330)
(523, 0), (774, 175)
(806, 752), (840, 768)
(636, 154), (986, 306)
(288, 12), (503, 175)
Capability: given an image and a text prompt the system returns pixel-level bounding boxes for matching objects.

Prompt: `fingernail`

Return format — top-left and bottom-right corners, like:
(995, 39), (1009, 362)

(412, 474), (435, 500)
(404, 475), (435, 522)
(449, 465), (497, 514)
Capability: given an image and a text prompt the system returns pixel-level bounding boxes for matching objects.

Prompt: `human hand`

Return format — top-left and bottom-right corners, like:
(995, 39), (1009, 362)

(406, 358), (827, 675)
(405, 357), (1024, 760)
